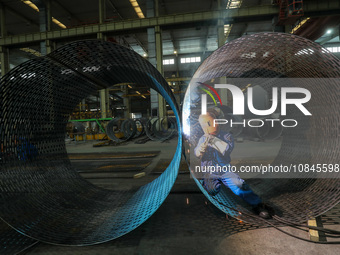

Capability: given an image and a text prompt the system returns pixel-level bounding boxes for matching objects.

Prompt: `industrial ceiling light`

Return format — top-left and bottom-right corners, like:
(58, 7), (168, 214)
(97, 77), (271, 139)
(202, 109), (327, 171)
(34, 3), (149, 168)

(52, 17), (67, 29)
(143, 53), (147, 57)
(21, 0), (67, 29)
(129, 0), (145, 19)
(226, 0), (242, 9)
(291, 17), (310, 34)
(327, 29), (333, 34)
(174, 50), (177, 54)
(21, 0), (39, 12)
(20, 47), (42, 57)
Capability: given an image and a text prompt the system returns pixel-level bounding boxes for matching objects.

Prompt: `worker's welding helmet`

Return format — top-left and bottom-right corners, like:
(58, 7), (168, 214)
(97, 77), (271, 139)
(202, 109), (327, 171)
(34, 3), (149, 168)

(198, 108), (222, 135)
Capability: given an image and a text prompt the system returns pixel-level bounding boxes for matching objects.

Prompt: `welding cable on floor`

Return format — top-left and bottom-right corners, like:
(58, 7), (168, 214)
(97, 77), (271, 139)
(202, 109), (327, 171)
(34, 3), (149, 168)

(266, 211), (340, 236)
(209, 192), (340, 244)
(272, 215), (340, 235)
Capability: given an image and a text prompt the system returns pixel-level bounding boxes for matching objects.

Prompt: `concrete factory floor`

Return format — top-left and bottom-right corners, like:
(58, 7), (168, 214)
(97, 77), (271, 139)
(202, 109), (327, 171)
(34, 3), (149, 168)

(23, 137), (340, 255)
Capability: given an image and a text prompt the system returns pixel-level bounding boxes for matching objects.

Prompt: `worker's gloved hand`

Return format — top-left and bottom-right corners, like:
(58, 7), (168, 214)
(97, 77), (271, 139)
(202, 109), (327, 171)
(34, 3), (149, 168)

(195, 135), (211, 157)
(208, 135), (229, 155)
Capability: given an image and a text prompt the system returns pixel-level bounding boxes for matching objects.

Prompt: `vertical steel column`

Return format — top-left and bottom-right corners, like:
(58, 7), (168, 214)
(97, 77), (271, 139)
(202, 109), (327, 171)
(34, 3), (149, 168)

(217, 0), (228, 105)
(147, 0), (158, 117)
(147, 0), (165, 117)
(43, 0), (56, 125)
(98, 0), (107, 40)
(100, 89), (110, 118)
(98, 0), (109, 118)
(155, 24), (166, 118)
(147, 25), (158, 116)
(217, 0), (226, 47)
(122, 85), (131, 119)
(36, 0), (54, 55)
(106, 88), (110, 117)
(0, 46), (9, 77)
(46, 0), (54, 54)
(0, 5), (9, 76)
(0, 4), (6, 38)
(38, 0), (48, 55)
(174, 53), (181, 107)
(81, 99), (86, 111)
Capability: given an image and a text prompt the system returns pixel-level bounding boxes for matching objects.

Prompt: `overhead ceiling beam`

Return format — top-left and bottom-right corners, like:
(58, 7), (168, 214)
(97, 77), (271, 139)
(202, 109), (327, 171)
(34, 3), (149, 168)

(2, 1), (340, 46)
(52, 0), (81, 23)
(304, 0), (340, 15)
(0, 6), (277, 46)
(107, 0), (123, 19)
(3, 3), (39, 27)
(160, 0), (180, 55)
(106, 0), (148, 55)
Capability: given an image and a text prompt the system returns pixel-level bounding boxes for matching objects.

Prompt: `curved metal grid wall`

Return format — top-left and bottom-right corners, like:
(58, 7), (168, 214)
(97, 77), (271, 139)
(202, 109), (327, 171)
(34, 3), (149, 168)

(0, 40), (182, 245)
(183, 32), (340, 225)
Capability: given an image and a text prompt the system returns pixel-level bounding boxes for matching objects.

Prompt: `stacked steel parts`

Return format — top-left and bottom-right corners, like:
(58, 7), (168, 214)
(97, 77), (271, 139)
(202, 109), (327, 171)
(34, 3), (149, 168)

(106, 117), (177, 142)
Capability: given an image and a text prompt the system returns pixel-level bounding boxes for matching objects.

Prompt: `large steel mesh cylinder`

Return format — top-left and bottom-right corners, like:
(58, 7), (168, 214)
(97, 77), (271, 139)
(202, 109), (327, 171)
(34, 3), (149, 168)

(183, 32), (340, 225)
(0, 40), (182, 245)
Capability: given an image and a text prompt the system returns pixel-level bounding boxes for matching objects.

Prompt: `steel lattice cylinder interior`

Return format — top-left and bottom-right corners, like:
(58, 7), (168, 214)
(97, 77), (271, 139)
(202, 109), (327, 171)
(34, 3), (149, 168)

(183, 32), (340, 225)
(0, 40), (182, 245)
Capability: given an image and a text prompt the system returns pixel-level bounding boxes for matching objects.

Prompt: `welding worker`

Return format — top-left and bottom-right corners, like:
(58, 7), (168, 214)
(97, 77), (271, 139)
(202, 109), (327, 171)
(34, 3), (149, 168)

(195, 108), (273, 219)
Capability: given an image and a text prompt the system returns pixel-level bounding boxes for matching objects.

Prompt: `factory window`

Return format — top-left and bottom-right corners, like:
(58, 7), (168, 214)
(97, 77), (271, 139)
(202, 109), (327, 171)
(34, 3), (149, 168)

(226, 0), (242, 9)
(224, 24), (232, 37)
(326, 47), (340, 53)
(163, 59), (175, 65)
(180, 57), (201, 64)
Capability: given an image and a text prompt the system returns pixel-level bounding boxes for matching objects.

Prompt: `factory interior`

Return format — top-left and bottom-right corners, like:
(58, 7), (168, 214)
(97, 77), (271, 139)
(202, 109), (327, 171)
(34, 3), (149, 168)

(1, 0), (340, 254)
